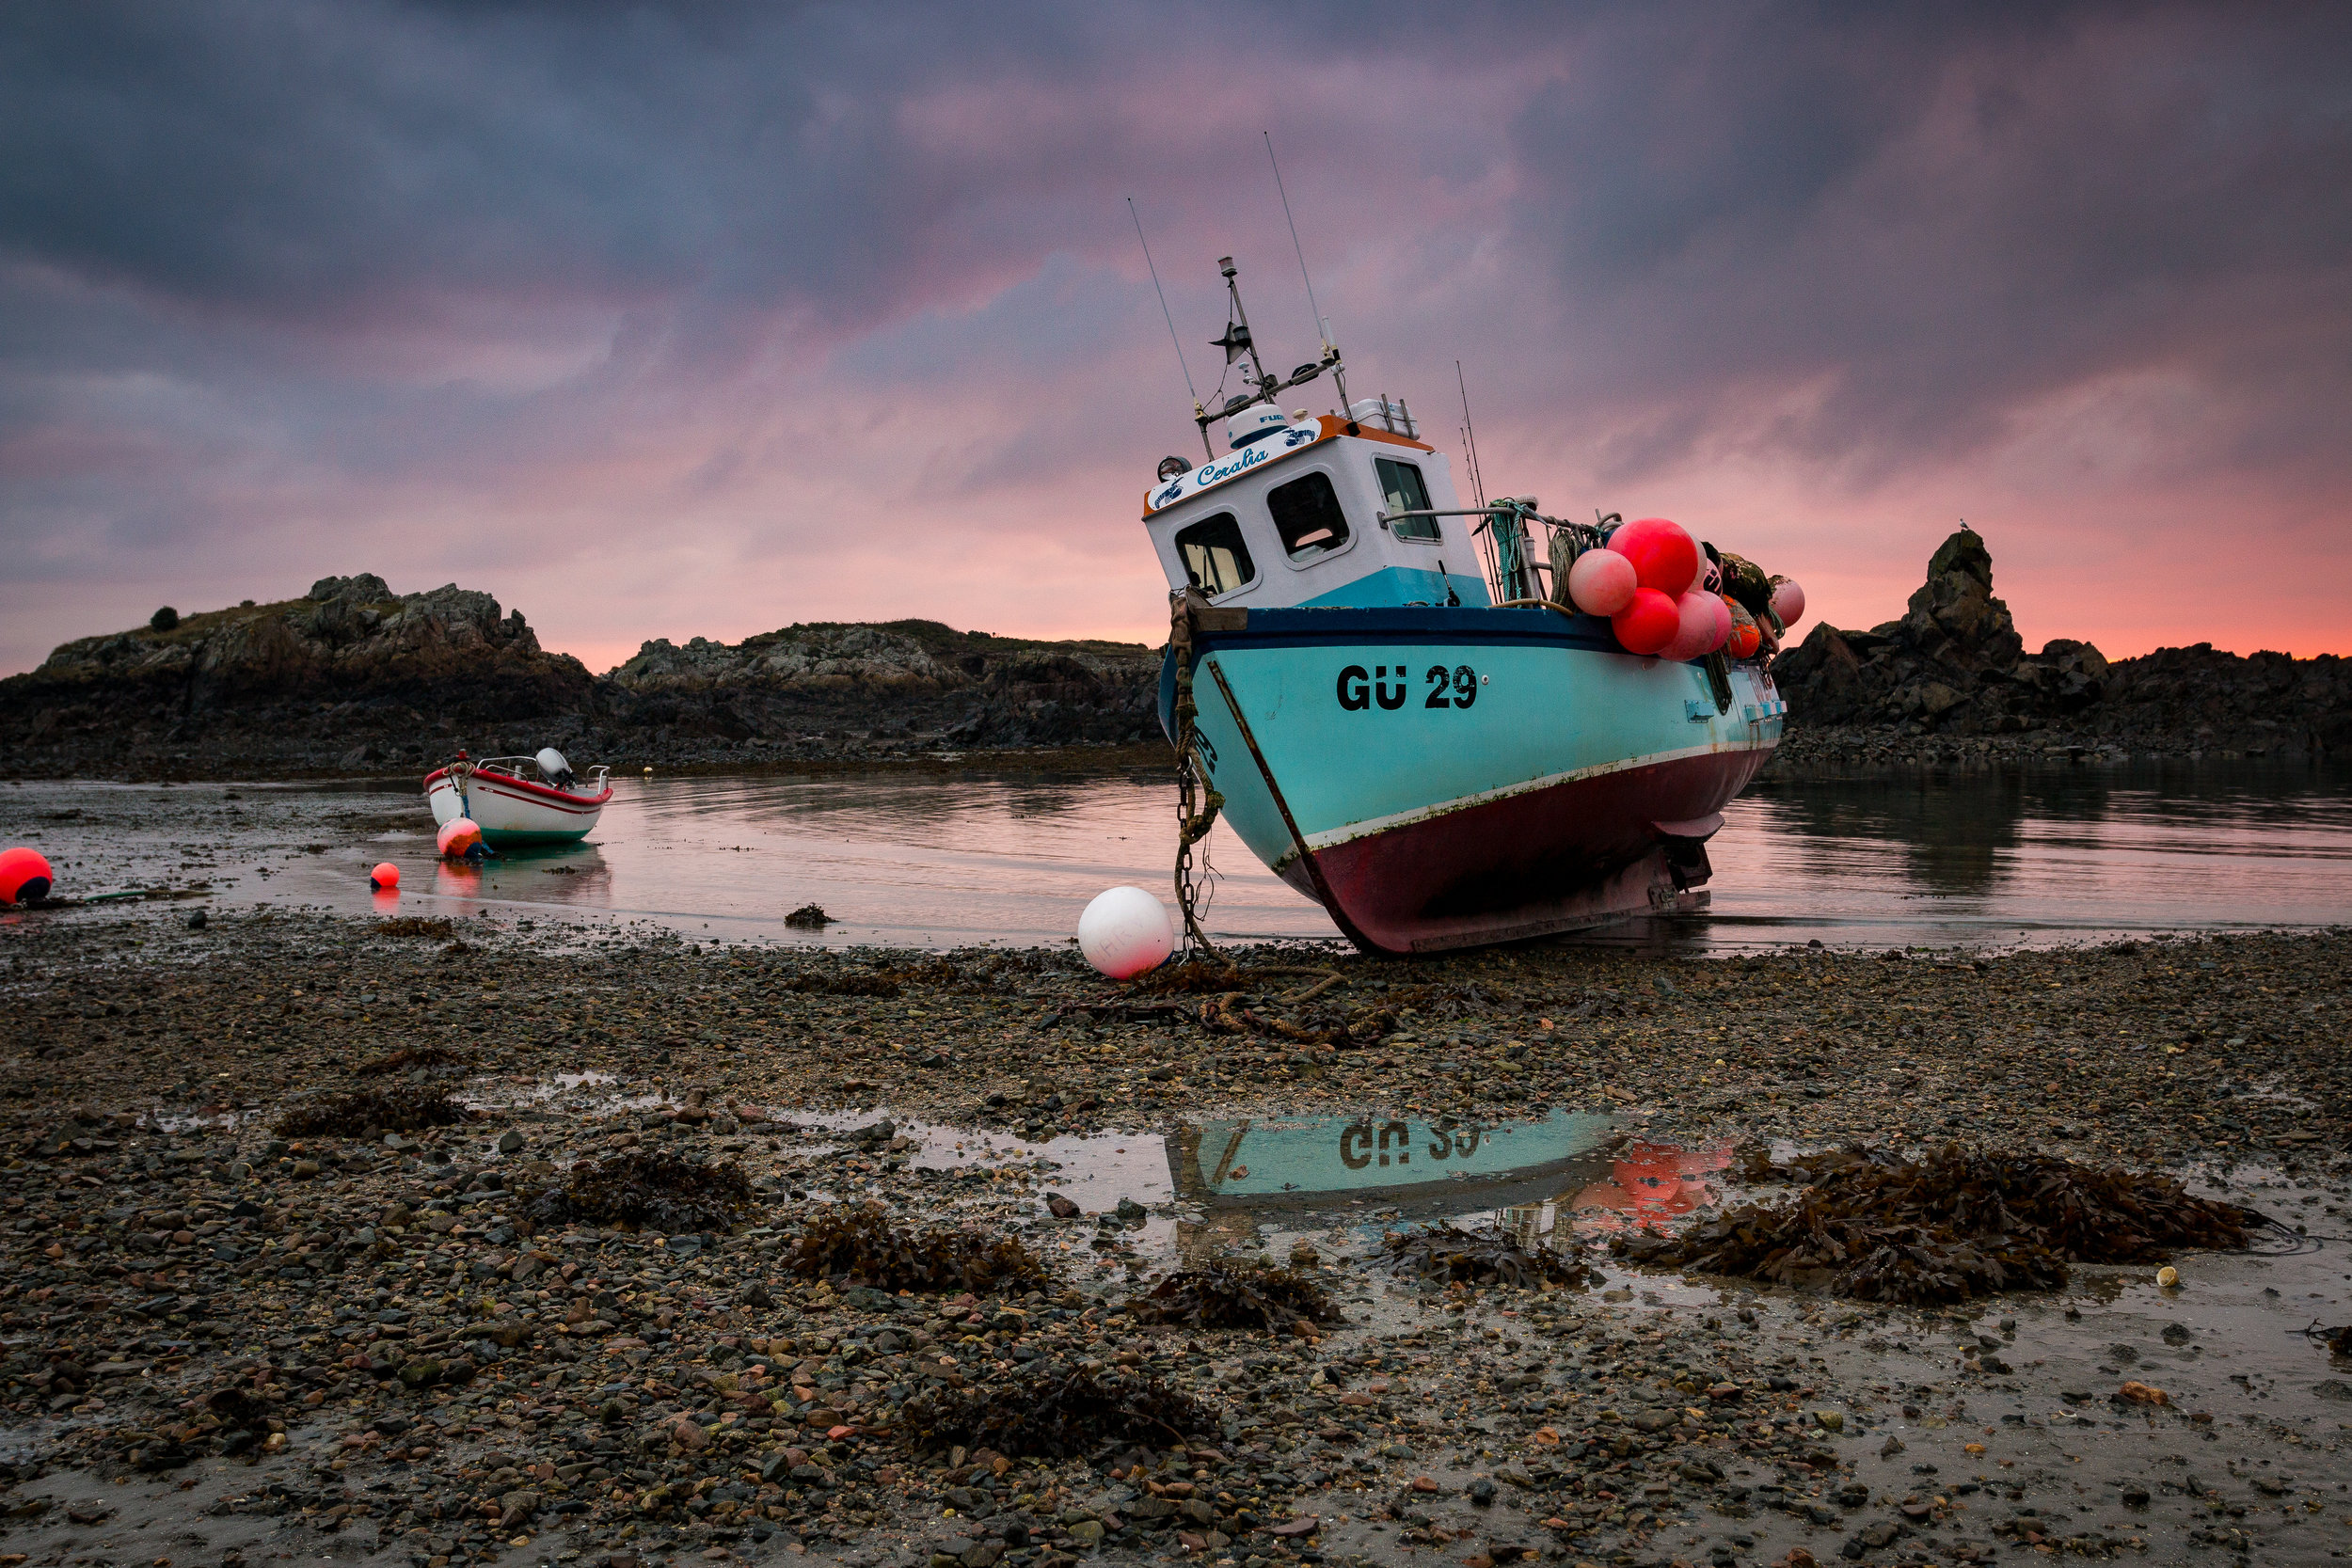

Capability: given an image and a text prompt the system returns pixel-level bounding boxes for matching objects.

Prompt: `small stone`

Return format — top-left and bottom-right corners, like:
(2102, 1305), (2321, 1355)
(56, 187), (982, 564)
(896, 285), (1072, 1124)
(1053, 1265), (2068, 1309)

(497, 1130), (524, 1153)
(1045, 1194), (1079, 1219)
(1466, 1478), (1498, 1507)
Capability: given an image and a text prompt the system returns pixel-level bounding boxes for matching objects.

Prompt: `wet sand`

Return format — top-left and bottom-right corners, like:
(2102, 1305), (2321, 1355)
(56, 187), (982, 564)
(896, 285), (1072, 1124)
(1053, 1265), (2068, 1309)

(0, 909), (2345, 1568)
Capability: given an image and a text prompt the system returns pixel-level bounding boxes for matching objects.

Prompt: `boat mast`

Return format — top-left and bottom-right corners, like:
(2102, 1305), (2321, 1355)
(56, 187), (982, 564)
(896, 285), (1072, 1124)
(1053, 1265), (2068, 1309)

(1197, 258), (1344, 448)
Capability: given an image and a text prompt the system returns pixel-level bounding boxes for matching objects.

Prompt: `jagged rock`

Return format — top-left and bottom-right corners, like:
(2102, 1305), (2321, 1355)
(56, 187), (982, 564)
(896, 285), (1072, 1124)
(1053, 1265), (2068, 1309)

(2, 577), (591, 777)
(1777, 529), (2347, 755)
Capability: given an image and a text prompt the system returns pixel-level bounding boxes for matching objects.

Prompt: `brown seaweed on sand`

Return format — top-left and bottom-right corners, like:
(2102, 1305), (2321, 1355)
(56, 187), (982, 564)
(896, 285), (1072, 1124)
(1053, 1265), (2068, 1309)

(898, 1356), (1214, 1459)
(530, 1149), (755, 1233)
(1380, 1222), (1597, 1289)
(1123, 1259), (1343, 1332)
(1614, 1142), (2251, 1305)
(782, 1202), (1049, 1294)
(273, 1086), (469, 1137)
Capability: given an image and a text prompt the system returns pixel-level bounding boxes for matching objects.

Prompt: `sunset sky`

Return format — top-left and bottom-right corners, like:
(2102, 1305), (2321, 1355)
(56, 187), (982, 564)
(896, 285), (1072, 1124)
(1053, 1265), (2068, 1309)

(4, 1), (2348, 678)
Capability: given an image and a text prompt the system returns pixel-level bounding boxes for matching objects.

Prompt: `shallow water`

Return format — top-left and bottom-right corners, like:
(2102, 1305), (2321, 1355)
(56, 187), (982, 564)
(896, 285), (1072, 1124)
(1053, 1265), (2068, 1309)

(3, 756), (2347, 952)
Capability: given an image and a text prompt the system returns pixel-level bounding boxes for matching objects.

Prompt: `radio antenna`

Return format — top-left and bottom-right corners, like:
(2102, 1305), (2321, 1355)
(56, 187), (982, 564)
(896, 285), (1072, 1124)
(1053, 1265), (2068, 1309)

(1263, 132), (1327, 351)
(1455, 360), (1486, 508)
(1128, 198), (1211, 459)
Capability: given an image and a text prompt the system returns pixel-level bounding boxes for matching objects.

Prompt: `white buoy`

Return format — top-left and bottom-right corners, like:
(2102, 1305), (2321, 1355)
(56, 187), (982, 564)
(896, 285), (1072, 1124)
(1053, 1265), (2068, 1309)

(1078, 886), (1174, 978)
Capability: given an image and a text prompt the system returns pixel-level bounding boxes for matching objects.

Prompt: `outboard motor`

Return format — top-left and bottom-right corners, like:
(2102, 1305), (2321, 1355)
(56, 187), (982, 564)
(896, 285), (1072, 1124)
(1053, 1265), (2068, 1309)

(534, 747), (576, 791)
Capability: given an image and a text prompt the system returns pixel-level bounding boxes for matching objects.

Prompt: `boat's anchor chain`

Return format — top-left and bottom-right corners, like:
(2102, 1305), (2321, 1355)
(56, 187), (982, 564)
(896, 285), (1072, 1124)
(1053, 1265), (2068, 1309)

(1168, 591), (1228, 959)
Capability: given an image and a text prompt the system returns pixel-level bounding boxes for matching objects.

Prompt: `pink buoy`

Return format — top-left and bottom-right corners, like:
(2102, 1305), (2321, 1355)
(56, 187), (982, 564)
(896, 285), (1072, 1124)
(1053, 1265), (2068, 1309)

(369, 862), (401, 891)
(437, 818), (483, 859)
(1707, 594), (1734, 652)
(1771, 577), (1806, 626)
(1077, 886), (1173, 978)
(0, 847), (54, 905)
(1664, 590), (1720, 660)
(1612, 518), (1699, 598)
(1565, 548), (1638, 617)
(1611, 588), (1680, 656)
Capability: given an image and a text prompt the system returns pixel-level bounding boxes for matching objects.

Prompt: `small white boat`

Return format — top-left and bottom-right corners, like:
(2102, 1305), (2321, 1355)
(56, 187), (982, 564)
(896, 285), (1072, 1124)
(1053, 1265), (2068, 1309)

(424, 748), (612, 847)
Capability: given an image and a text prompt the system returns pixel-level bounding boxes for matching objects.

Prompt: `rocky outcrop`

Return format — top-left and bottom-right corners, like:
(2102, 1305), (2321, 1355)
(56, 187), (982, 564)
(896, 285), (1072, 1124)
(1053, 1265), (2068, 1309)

(592, 620), (1160, 754)
(3, 575), (593, 776)
(1776, 529), (2349, 757)
(0, 588), (1162, 779)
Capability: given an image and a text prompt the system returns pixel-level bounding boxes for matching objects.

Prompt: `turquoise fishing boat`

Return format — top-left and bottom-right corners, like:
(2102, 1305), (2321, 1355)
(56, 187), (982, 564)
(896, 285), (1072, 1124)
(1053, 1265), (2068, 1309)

(1148, 260), (1785, 955)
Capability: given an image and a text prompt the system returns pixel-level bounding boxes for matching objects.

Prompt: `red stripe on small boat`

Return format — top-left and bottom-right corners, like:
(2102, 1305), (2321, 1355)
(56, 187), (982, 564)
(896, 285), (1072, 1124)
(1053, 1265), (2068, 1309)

(423, 768), (611, 810)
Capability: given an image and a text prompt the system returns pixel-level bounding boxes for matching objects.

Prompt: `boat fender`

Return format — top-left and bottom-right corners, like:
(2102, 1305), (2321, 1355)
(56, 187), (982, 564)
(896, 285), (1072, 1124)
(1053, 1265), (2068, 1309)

(0, 847), (54, 905)
(1613, 588), (1680, 656)
(1725, 600), (1762, 660)
(1566, 547), (1637, 617)
(1770, 576), (1805, 627)
(1077, 885), (1175, 979)
(1613, 517), (1699, 598)
(369, 862), (400, 892)
(1663, 591), (1721, 662)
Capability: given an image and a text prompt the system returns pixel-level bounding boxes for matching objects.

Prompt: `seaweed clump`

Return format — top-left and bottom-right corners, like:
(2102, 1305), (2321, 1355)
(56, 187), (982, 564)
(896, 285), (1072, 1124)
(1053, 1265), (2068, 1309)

(899, 1356), (1214, 1459)
(274, 1086), (469, 1137)
(1380, 1223), (1597, 1289)
(784, 1203), (1049, 1294)
(784, 903), (834, 928)
(784, 971), (898, 997)
(372, 916), (457, 940)
(532, 1151), (755, 1233)
(1124, 1259), (1343, 1332)
(1613, 1143), (2252, 1305)
(1122, 960), (1246, 996)
(355, 1045), (467, 1077)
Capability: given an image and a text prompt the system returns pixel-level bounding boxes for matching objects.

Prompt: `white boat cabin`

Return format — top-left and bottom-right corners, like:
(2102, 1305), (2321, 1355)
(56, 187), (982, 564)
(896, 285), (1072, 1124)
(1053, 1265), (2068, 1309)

(1141, 399), (1494, 611)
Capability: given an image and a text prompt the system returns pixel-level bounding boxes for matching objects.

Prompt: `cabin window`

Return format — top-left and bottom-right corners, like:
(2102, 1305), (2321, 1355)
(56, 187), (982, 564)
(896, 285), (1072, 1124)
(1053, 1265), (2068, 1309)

(1174, 512), (1256, 596)
(1265, 470), (1352, 561)
(1376, 458), (1440, 541)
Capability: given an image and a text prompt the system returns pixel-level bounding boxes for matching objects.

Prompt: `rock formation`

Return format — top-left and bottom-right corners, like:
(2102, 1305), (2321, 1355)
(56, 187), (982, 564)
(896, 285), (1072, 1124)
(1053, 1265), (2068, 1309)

(4, 576), (593, 776)
(596, 620), (1158, 753)
(0, 584), (1161, 778)
(1776, 529), (2348, 756)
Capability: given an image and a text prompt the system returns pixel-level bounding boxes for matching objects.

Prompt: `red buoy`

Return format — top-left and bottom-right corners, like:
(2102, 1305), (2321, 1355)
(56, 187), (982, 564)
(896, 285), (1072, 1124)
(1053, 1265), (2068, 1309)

(0, 847), (53, 905)
(1612, 517), (1699, 598)
(1611, 588), (1680, 656)
(369, 862), (401, 891)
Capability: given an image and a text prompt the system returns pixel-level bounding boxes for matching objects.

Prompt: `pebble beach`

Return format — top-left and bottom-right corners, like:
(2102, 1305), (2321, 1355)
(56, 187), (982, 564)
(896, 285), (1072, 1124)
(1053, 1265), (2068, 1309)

(0, 908), (2346, 1568)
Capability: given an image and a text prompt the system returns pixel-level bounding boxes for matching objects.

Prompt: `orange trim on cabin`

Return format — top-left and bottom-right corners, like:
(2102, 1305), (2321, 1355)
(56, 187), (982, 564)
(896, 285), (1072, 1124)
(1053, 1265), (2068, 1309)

(1312, 413), (1435, 451)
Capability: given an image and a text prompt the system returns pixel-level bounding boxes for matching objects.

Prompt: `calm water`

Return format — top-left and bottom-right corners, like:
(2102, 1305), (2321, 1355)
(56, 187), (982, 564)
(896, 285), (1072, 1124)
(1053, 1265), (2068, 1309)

(3, 759), (2346, 952)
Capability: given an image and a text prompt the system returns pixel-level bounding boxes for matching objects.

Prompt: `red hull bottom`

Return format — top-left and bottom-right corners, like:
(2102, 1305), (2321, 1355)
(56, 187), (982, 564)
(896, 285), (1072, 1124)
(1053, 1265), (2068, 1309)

(1279, 748), (1767, 955)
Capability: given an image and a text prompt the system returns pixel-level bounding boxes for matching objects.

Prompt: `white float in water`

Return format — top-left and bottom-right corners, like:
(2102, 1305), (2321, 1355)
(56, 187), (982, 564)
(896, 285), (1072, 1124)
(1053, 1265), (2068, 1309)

(1078, 885), (1174, 978)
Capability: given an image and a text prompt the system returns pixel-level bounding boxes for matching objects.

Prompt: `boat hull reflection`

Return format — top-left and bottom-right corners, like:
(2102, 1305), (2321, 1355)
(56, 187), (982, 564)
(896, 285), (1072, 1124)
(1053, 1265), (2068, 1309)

(1172, 1107), (1616, 1208)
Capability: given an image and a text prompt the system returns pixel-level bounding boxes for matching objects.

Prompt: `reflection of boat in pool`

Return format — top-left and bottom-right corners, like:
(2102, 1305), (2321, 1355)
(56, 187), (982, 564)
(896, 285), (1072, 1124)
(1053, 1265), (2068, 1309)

(425, 748), (612, 847)
(1171, 1107), (1616, 1209)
